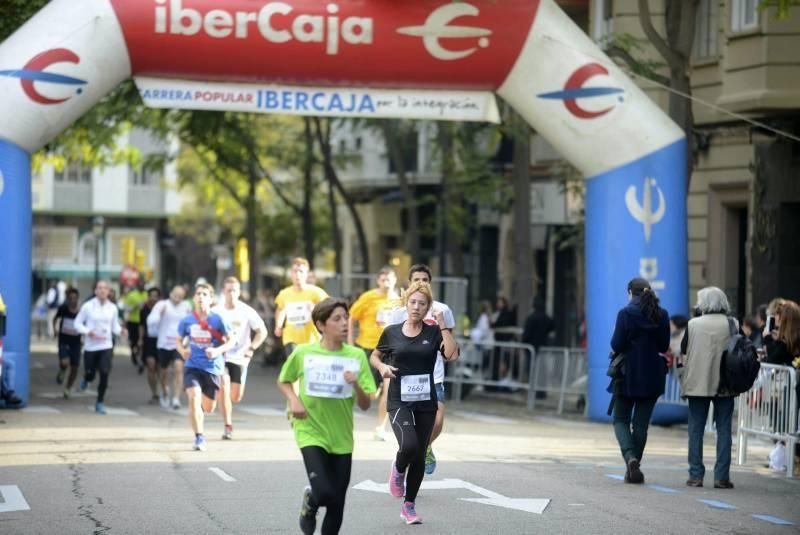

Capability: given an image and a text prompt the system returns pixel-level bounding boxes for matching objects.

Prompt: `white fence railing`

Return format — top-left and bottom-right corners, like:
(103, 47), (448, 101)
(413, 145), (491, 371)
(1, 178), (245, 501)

(737, 363), (798, 478)
(446, 339), (586, 414)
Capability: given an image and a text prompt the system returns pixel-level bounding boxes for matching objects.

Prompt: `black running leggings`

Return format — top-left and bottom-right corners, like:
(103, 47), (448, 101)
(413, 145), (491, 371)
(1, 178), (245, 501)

(390, 407), (436, 502)
(84, 349), (113, 403)
(300, 446), (352, 535)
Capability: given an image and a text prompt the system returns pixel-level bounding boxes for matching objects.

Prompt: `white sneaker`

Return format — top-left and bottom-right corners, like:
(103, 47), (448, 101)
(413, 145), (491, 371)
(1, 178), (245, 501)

(374, 426), (388, 442)
(159, 394), (169, 409)
(172, 397), (181, 409)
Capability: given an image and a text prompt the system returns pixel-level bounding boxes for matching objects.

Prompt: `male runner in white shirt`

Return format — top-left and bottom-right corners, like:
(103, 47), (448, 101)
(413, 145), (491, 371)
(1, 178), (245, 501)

(213, 277), (268, 440)
(147, 285), (192, 409)
(74, 280), (124, 414)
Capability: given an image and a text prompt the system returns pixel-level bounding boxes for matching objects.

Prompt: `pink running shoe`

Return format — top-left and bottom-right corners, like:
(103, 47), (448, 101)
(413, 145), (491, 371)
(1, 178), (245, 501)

(400, 501), (422, 525)
(388, 462), (405, 497)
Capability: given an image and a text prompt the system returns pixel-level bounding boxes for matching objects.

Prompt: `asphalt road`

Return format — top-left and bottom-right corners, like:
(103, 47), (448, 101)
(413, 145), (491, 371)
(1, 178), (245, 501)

(0, 345), (797, 534)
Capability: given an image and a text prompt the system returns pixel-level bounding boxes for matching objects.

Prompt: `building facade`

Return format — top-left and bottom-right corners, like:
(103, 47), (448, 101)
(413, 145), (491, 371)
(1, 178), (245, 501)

(32, 129), (181, 298)
(592, 0), (800, 315)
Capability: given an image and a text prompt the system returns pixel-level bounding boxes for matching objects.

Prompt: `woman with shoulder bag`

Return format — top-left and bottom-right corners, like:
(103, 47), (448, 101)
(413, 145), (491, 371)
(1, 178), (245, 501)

(679, 287), (738, 489)
(609, 278), (671, 484)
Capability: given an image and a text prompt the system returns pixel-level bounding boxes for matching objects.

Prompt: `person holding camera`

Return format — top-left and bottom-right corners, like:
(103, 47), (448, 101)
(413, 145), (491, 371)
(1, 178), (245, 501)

(609, 278), (670, 484)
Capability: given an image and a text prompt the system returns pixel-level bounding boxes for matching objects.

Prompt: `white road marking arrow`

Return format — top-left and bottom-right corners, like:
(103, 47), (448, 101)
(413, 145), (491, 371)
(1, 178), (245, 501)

(352, 478), (549, 514)
(208, 467), (237, 482)
(0, 485), (31, 513)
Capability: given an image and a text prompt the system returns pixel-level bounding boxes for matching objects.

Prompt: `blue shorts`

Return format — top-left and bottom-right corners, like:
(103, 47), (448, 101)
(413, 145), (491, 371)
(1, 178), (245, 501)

(435, 383), (445, 404)
(58, 340), (82, 366)
(183, 367), (221, 401)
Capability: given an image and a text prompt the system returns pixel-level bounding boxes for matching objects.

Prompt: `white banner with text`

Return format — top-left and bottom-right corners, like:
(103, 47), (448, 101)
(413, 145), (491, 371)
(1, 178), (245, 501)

(135, 77), (500, 123)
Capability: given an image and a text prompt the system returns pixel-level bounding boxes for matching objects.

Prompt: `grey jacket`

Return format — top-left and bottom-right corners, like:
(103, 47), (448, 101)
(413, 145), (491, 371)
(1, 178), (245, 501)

(678, 313), (737, 398)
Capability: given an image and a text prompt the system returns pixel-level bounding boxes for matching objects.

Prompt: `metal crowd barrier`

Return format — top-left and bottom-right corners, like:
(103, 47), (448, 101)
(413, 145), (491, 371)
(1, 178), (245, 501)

(445, 339), (587, 414)
(737, 363), (798, 478)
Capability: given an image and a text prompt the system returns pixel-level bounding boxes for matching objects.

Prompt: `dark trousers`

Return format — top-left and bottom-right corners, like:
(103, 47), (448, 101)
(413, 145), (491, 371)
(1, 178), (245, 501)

(84, 349), (113, 403)
(390, 407), (436, 502)
(300, 446), (351, 535)
(613, 396), (658, 463)
(687, 396), (734, 481)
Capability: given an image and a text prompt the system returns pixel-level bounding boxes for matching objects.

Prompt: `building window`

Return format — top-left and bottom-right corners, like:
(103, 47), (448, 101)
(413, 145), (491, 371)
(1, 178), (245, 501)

(731, 0), (758, 32)
(694, 0), (719, 59)
(130, 166), (160, 187)
(54, 161), (91, 184)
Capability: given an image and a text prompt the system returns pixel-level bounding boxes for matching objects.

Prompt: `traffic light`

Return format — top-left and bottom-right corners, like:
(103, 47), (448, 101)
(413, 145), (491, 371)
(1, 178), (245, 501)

(235, 238), (250, 282)
(121, 237), (136, 265)
(135, 249), (146, 271)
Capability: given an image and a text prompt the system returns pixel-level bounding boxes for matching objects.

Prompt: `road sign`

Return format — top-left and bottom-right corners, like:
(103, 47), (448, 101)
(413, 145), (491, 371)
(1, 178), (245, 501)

(353, 478), (550, 514)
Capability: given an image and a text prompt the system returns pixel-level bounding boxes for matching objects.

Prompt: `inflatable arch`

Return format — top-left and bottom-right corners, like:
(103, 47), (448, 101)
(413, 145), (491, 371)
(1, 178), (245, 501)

(0, 0), (687, 421)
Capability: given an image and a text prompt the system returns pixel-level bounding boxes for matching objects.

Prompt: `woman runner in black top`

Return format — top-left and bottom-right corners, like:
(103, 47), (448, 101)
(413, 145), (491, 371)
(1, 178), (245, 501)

(370, 281), (458, 526)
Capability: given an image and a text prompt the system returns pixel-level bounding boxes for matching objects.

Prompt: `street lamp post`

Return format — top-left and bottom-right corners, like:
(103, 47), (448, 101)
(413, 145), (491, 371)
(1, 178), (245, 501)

(92, 215), (105, 287)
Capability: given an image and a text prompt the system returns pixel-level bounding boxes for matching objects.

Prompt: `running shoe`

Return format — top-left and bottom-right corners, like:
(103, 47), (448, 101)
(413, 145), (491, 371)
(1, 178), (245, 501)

(400, 501), (422, 525)
(193, 435), (207, 451)
(159, 394), (169, 409)
(374, 425), (388, 442)
(148, 395), (160, 405)
(299, 486), (317, 535)
(63, 388), (71, 399)
(79, 378), (88, 391)
(172, 397), (181, 410)
(56, 369), (65, 385)
(425, 446), (437, 475)
(389, 462), (405, 498)
(222, 425), (233, 440)
(95, 402), (107, 415)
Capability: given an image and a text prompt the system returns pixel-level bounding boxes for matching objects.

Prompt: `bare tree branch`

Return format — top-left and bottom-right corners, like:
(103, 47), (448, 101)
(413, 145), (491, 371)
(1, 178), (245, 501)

(226, 117), (303, 214)
(606, 45), (671, 86)
(638, 0), (681, 66)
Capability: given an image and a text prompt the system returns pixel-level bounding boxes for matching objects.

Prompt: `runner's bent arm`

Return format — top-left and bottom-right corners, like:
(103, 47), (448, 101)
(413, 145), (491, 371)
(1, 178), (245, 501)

(206, 335), (236, 359)
(52, 306), (62, 338)
(369, 349), (396, 378)
(276, 379), (307, 419)
(440, 328), (459, 361)
(344, 370), (370, 410)
(274, 306), (286, 337)
(250, 324), (268, 354)
(73, 304), (91, 336)
(434, 309), (459, 361)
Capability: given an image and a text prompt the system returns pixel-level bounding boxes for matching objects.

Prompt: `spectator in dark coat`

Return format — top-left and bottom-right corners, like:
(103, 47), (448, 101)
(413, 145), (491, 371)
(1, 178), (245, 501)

(609, 278), (670, 484)
(521, 298), (555, 353)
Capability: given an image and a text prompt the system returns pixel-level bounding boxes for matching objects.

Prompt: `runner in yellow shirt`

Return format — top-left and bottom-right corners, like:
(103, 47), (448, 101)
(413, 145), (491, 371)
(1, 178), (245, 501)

(274, 257), (328, 359)
(347, 266), (399, 441)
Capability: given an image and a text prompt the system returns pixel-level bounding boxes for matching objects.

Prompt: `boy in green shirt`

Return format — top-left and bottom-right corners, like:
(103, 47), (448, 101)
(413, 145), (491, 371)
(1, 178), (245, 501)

(278, 297), (376, 535)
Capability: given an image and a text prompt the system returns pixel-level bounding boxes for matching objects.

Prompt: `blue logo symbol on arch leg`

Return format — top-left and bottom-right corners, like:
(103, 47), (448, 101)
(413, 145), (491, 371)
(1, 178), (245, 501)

(585, 139), (688, 423)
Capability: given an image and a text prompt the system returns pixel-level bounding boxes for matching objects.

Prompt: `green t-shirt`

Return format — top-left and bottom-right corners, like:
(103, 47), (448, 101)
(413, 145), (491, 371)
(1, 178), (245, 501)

(123, 289), (147, 323)
(279, 342), (377, 454)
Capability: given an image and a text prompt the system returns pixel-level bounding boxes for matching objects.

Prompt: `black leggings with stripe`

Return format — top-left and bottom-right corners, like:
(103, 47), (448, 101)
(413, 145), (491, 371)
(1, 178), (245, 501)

(300, 446), (351, 535)
(390, 407), (436, 502)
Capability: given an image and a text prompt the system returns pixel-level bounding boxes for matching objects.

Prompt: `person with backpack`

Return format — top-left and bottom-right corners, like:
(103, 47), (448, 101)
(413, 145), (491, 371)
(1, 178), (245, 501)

(609, 278), (670, 484)
(678, 286), (741, 489)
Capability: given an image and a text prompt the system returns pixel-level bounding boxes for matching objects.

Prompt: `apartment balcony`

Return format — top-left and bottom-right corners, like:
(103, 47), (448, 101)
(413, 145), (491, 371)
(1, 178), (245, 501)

(52, 183), (92, 212)
(127, 186), (166, 214)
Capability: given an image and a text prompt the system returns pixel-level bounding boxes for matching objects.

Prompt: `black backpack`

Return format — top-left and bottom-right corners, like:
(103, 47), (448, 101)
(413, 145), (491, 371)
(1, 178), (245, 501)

(719, 318), (760, 395)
